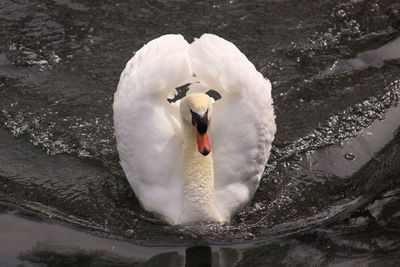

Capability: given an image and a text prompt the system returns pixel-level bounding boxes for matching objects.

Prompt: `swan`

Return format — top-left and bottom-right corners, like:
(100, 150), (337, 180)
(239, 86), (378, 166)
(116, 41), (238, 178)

(113, 34), (276, 225)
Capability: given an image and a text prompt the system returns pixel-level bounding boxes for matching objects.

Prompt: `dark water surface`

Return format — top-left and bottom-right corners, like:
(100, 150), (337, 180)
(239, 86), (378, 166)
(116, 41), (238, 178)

(1, 0), (400, 265)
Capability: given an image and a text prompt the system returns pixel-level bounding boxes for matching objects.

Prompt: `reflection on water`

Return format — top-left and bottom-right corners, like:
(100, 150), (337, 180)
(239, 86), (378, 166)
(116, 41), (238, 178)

(324, 36), (400, 74)
(1, 0), (400, 265)
(0, 209), (243, 266)
(309, 106), (400, 178)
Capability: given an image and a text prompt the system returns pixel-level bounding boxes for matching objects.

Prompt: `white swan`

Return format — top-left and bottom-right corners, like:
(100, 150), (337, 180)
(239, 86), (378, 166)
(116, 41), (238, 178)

(113, 34), (276, 225)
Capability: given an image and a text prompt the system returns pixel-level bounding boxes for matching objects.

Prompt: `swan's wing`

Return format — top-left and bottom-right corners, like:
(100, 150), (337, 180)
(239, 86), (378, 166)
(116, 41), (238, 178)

(189, 34), (276, 220)
(113, 34), (192, 224)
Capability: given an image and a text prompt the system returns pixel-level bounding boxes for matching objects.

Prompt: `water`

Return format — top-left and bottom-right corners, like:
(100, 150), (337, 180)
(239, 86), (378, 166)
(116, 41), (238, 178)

(1, 0), (400, 265)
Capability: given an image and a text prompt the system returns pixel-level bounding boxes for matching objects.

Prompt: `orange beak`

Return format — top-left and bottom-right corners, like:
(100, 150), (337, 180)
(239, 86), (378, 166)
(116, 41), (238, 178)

(195, 125), (211, 156)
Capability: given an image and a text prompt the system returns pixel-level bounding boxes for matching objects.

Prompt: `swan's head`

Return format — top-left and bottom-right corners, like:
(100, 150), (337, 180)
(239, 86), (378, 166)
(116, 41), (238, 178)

(180, 93), (213, 156)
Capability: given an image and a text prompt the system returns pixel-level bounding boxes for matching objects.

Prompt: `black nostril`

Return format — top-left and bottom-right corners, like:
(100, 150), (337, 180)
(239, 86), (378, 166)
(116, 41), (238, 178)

(201, 148), (210, 156)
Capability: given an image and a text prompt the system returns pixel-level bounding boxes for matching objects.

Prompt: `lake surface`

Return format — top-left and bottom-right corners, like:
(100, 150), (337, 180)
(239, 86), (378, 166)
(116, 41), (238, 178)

(0, 0), (400, 265)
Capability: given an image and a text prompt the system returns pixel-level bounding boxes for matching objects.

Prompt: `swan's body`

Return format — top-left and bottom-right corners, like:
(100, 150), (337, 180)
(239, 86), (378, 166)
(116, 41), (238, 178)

(113, 34), (276, 225)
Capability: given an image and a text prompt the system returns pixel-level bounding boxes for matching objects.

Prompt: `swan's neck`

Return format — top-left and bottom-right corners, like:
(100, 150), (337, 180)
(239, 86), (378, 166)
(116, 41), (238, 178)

(180, 123), (222, 223)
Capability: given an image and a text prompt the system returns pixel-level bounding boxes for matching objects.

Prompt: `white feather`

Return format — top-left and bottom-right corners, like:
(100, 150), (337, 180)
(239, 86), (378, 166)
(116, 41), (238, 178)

(113, 34), (276, 224)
